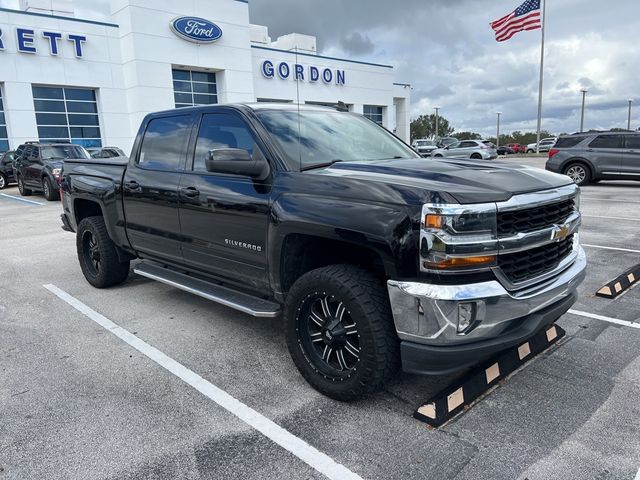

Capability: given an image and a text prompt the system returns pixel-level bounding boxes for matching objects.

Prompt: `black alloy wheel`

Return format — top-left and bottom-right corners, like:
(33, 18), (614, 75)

(76, 216), (130, 288)
(82, 230), (102, 277)
(297, 293), (361, 379)
(285, 265), (399, 401)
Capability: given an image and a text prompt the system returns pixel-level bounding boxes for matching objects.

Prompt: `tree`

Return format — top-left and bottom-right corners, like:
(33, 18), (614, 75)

(454, 131), (482, 140)
(410, 114), (455, 141)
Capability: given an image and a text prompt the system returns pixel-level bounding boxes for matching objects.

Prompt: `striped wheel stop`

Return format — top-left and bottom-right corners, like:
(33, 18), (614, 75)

(596, 264), (640, 299)
(414, 324), (566, 428)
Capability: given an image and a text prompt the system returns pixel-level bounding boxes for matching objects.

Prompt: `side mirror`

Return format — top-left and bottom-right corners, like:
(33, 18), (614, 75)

(205, 148), (269, 180)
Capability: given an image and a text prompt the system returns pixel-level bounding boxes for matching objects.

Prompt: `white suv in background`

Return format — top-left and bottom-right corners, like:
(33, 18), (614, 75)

(526, 137), (557, 153)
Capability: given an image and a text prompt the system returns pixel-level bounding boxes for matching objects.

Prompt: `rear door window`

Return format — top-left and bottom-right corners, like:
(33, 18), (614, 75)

(138, 115), (192, 171)
(624, 135), (640, 150)
(589, 135), (624, 149)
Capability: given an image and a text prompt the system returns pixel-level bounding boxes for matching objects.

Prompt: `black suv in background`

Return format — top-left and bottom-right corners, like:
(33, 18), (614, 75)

(0, 151), (16, 189)
(546, 131), (640, 186)
(14, 142), (91, 201)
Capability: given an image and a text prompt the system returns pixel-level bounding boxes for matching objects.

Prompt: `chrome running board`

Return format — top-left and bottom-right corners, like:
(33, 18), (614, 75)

(133, 262), (281, 318)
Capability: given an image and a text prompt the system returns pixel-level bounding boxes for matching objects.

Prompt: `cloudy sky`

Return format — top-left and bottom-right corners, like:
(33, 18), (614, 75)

(2, 0), (637, 136)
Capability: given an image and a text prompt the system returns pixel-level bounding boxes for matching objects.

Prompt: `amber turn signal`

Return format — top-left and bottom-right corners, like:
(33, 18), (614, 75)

(424, 214), (443, 229)
(424, 255), (496, 269)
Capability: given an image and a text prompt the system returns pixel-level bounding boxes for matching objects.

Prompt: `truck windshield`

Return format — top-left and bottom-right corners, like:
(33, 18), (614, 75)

(256, 110), (418, 171)
(41, 146), (90, 160)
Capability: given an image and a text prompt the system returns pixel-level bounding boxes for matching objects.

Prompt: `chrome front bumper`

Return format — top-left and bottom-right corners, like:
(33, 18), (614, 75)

(387, 246), (586, 346)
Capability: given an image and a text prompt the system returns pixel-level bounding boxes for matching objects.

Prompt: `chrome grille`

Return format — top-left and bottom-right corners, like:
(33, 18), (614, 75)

(498, 235), (574, 284)
(497, 199), (575, 236)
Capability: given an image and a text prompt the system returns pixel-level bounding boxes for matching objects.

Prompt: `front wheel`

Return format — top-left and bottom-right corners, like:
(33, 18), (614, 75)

(17, 176), (32, 196)
(0, 174), (6, 189)
(284, 265), (399, 401)
(77, 216), (130, 288)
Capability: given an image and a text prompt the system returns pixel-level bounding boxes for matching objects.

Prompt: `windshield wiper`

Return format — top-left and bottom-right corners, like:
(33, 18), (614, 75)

(301, 159), (344, 172)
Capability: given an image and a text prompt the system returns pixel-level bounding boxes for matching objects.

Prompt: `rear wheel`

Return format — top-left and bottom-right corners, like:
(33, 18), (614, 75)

(285, 265), (399, 401)
(471, 153), (482, 160)
(564, 162), (591, 186)
(42, 177), (59, 201)
(434, 154), (444, 158)
(77, 216), (130, 288)
(0, 174), (6, 190)
(17, 176), (32, 196)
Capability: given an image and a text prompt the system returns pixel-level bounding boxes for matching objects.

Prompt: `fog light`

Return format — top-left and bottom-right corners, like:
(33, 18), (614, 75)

(457, 302), (477, 334)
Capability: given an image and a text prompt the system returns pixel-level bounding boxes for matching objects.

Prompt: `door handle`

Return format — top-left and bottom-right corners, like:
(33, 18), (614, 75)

(180, 186), (200, 198)
(124, 180), (141, 191)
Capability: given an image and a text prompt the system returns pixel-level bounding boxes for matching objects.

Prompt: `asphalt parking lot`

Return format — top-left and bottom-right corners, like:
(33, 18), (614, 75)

(1, 156), (639, 480)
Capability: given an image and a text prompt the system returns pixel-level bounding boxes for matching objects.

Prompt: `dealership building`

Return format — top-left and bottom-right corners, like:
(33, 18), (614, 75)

(0, 0), (411, 154)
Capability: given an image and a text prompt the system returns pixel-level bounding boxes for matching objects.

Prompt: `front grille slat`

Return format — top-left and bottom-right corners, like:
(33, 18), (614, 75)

(498, 199), (575, 236)
(498, 235), (574, 284)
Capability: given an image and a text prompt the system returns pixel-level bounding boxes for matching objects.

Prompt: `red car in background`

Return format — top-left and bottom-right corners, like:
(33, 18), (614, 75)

(506, 143), (524, 153)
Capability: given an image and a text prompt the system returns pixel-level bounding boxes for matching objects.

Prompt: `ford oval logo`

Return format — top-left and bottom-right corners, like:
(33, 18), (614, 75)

(170, 17), (222, 44)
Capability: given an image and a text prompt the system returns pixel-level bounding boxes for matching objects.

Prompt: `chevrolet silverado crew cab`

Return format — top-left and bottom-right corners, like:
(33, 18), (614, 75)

(60, 104), (586, 400)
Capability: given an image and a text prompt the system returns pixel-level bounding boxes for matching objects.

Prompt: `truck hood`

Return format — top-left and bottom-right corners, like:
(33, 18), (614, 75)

(317, 157), (573, 204)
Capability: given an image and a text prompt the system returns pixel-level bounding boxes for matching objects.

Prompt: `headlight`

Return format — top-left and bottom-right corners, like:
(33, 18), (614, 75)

(420, 203), (498, 272)
(52, 168), (62, 177)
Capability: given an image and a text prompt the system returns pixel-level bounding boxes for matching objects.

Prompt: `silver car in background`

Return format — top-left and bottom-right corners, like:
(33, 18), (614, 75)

(431, 139), (498, 160)
(411, 139), (438, 157)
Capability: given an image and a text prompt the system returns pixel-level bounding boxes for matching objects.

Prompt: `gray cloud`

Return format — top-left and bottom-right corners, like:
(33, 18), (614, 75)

(339, 32), (375, 56)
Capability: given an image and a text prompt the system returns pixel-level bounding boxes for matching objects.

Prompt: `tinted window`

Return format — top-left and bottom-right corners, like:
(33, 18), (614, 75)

(459, 141), (477, 148)
(589, 135), (624, 149)
(193, 113), (257, 172)
(138, 116), (192, 171)
(554, 136), (583, 148)
(40, 145), (90, 160)
(624, 135), (640, 149)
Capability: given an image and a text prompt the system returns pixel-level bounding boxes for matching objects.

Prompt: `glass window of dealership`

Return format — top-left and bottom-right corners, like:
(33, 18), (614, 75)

(32, 86), (102, 148)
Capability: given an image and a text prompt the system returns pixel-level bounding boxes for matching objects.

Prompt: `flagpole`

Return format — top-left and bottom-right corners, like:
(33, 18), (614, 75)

(535, 0), (546, 154)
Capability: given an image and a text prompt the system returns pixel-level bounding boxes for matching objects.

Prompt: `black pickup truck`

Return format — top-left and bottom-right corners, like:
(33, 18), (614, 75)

(61, 104), (586, 400)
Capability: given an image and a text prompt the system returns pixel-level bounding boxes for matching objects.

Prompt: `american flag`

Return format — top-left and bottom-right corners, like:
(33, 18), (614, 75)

(490, 0), (542, 42)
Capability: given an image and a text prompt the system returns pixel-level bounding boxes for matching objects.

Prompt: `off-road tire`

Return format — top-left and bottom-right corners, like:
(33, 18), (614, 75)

(77, 216), (130, 288)
(284, 265), (400, 401)
(18, 176), (32, 196)
(43, 177), (59, 201)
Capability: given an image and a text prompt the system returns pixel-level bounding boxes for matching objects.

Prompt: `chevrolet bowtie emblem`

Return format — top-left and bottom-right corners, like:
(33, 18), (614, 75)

(551, 224), (571, 241)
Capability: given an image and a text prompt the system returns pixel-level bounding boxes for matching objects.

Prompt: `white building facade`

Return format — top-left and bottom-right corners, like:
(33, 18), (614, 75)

(0, 0), (411, 154)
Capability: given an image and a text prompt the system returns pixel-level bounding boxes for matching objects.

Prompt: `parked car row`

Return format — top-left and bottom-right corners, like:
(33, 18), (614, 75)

(432, 139), (498, 160)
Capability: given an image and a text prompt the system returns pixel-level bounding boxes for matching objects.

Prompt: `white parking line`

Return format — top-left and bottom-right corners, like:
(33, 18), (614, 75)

(582, 214), (637, 221)
(582, 244), (640, 254)
(568, 309), (640, 329)
(581, 196), (640, 204)
(43, 284), (362, 480)
(0, 193), (45, 205)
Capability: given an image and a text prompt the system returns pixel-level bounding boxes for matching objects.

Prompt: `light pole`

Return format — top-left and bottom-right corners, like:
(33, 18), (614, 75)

(496, 112), (502, 148)
(628, 99), (633, 130)
(434, 106), (440, 140)
(579, 89), (587, 132)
